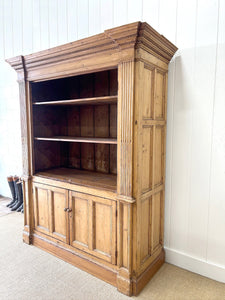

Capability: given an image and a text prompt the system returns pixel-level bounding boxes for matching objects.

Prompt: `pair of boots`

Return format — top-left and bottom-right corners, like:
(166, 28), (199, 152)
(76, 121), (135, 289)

(6, 176), (24, 213)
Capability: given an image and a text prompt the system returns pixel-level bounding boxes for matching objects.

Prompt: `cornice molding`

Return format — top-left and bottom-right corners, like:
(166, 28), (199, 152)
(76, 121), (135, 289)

(6, 21), (177, 77)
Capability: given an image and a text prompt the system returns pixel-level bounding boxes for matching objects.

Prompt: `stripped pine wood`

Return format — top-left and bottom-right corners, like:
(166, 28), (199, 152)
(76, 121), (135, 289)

(6, 22), (177, 296)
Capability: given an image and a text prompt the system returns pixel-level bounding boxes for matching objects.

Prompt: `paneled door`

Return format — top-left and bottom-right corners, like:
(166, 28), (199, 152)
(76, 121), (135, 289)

(33, 183), (69, 243)
(69, 191), (117, 264)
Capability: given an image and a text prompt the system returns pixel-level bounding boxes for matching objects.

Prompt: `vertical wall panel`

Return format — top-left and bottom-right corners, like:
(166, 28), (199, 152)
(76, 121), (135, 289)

(32, 0), (41, 52)
(89, 0), (101, 36)
(57, 0), (68, 45)
(40, 0), (49, 49)
(0, 0), (5, 58)
(12, 0), (23, 56)
(207, 0), (225, 266)
(49, 0), (59, 47)
(166, 0), (196, 253)
(3, 0), (13, 58)
(127, 0), (142, 22)
(100, 0), (114, 31)
(114, 0), (127, 26)
(158, 0), (177, 45)
(142, 0), (160, 31)
(77, 0), (89, 39)
(22, 0), (33, 54)
(67, 0), (78, 42)
(187, 0), (219, 259)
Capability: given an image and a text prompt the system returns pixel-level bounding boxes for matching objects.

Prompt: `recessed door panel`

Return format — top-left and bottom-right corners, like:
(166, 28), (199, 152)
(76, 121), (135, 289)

(51, 186), (69, 243)
(151, 192), (162, 252)
(33, 185), (50, 235)
(69, 191), (116, 264)
(70, 193), (89, 249)
(94, 202), (112, 255)
(33, 183), (69, 243)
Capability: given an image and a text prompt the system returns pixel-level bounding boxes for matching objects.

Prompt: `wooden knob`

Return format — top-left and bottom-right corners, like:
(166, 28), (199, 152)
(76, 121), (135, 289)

(67, 208), (72, 212)
(64, 208), (68, 212)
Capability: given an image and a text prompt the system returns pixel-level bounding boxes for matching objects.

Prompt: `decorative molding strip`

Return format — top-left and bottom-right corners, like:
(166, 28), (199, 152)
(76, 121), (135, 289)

(118, 61), (134, 197)
(165, 247), (225, 284)
(135, 57), (168, 73)
(137, 22), (178, 63)
(117, 195), (136, 204)
(141, 184), (164, 202)
(6, 22), (177, 74)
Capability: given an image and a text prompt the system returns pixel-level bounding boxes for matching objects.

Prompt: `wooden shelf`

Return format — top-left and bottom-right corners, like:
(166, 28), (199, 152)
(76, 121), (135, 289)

(35, 168), (117, 192)
(34, 136), (117, 144)
(33, 95), (117, 106)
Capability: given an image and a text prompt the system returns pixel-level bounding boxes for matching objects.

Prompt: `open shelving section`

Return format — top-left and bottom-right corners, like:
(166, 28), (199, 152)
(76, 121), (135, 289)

(32, 69), (118, 189)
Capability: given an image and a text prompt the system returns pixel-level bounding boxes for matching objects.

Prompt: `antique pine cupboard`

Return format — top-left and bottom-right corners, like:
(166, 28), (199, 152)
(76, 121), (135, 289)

(7, 22), (177, 296)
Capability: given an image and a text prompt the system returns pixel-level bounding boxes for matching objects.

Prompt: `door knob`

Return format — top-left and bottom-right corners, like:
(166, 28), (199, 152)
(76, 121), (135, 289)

(64, 207), (68, 212)
(67, 208), (72, 212)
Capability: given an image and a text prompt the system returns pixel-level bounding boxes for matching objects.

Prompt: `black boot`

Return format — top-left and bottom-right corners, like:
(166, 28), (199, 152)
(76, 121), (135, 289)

(16, 202), (23, 212)
(11, 178), (23, 211)
(6, 176), (17, 207)
(8, 176), (19, 208)
(21, 208), (24, 213)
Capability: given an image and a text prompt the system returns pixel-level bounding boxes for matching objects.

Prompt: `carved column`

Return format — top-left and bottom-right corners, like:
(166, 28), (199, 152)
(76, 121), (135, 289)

(17, 57), (33, 244)
(117, 61), (135, 295)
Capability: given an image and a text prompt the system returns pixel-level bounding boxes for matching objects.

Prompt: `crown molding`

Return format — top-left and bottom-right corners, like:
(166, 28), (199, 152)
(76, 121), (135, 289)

(6, 21), (177, 79)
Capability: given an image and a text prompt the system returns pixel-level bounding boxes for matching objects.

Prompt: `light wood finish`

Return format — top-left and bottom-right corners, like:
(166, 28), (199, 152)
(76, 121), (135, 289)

(69, 191), (117, 264)
(33, 95), (117, 106)
(35, 168), (117, 192)
(6, 22), (177, 296)
(33, 183), (69, 243)
(34, 136), (117, 144)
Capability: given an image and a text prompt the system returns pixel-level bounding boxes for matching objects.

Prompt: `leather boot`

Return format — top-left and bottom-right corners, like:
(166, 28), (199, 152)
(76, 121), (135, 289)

(11, 177), (23, 211)
(7, 176), (18, 207)
(16, 202), (23, 212)
(8, 176), (19, 208)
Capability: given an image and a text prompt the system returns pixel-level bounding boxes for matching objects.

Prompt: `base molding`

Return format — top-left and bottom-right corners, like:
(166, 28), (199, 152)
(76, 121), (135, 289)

(132, 249), (165, 295)
(165, 247), (225, 283)
(30, 233), (165, 296)
(23, 230), (32, 245)
(32, 233), (117, 286)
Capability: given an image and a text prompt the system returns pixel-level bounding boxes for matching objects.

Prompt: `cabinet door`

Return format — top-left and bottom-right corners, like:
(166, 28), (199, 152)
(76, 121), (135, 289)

(33, 183), (69, 243)
(69, 191), (117, 264)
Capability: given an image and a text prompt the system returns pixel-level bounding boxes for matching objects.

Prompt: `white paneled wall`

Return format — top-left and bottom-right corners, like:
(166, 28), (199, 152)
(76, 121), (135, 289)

(0, 0), (224, 283)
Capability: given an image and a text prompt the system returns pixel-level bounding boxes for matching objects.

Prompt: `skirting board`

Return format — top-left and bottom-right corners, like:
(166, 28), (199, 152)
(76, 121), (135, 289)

(165, 247), (225, 283)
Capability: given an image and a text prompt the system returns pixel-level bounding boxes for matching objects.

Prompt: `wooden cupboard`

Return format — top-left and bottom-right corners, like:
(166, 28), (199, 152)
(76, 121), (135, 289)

(6, 22), (177, 296)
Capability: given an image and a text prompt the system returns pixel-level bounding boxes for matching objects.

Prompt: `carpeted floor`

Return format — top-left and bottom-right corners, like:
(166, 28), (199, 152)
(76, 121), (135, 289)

(0, 197), (14, 217)
(0, 199), (225, 300)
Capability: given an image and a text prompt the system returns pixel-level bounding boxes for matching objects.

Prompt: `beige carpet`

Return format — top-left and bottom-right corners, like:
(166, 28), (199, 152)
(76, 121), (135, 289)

(0, 206), (225, 299)
(0, 197), (15, 217)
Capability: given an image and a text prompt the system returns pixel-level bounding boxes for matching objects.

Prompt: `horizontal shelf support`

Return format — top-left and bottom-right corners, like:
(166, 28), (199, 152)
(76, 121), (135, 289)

(33, 95), (118, 106)
(34, 136), (117, 144)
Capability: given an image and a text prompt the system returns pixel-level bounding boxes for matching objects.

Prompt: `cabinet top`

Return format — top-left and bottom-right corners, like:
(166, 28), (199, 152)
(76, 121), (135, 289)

(6, 21), (177, 81)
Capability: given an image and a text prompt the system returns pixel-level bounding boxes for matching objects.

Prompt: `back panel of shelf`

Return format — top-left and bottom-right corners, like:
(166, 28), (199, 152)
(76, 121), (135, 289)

(31, 69), (117, 102)
(31, 69), (118, 177)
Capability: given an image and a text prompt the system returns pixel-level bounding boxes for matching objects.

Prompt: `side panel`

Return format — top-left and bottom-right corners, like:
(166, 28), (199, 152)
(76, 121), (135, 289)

(134, 57), (167, 276)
